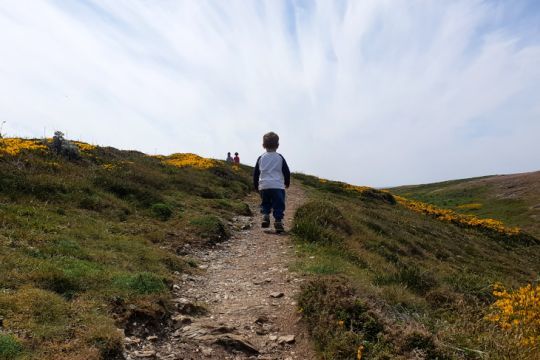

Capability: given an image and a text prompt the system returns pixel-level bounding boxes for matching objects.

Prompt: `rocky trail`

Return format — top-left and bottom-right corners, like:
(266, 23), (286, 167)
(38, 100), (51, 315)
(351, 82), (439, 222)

(123, 184), (316, 360)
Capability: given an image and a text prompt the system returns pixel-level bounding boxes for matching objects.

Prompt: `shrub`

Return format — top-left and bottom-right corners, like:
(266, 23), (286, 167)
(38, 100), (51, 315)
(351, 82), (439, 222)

(151, 203), (173, 221)
(0, 334), (23, 359)
(359, 188), (396, 205)
(292, 200), (351, 244)
(78, 195), (109, 211)
(400, 331), (444, 358)
(298, 277), (384, 359)
(486, 283), (540, 348)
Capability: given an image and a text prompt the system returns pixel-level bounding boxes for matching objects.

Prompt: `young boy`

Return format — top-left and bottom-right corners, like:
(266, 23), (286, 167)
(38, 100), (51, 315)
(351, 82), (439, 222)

(253, 132), (290, 233)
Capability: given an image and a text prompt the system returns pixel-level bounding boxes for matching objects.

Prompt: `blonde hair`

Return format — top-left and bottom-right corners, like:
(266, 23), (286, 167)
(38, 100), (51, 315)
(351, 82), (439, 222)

(263, 132), (279, 150)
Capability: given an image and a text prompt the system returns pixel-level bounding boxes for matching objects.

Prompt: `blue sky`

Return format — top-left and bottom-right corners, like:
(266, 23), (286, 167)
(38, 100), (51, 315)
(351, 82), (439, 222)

(1, 0), (539, 187)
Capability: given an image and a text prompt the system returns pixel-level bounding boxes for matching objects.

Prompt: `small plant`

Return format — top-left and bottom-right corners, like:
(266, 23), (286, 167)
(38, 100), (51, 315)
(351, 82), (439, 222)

(151, 203), (173, 221)
(0, 334), (23, 359)
(113, 272), (167, 295)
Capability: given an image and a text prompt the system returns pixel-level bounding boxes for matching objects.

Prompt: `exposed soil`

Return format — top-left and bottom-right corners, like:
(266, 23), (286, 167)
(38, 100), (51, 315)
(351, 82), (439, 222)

(124, 184), (317, 360)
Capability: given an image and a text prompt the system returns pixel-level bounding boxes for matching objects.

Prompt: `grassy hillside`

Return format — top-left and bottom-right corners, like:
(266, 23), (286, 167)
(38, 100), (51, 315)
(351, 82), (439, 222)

(0, 138), (253, 359)
(2, 138), (539, 360)
(292, 174), (540, 359)
(390, 171), (540, 239)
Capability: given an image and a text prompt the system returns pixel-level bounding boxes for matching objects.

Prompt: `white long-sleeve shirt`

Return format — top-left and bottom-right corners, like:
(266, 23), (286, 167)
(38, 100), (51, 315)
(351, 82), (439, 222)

(253, 151), (291, 190)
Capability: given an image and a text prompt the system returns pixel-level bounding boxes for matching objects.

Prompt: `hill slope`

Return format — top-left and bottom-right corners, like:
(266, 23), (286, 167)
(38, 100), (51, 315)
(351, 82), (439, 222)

(390, 171), (540, 238)
(0, 138), (254, 359)
(292, 174), (540, 359)
(1, 138), (539, 359)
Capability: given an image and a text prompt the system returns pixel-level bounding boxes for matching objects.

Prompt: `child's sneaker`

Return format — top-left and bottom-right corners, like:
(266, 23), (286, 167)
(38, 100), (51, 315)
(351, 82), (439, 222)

(274, 220), (285, 233)
(261, 214), (270, 228)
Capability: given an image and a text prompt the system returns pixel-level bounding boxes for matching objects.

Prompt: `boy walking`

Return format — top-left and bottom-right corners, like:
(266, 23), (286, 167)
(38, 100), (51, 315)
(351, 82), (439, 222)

(253, 132), (290, 233)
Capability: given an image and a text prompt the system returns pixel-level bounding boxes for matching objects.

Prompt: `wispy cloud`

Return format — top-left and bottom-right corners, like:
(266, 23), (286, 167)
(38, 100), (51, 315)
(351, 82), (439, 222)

(1, 0), (539, 186)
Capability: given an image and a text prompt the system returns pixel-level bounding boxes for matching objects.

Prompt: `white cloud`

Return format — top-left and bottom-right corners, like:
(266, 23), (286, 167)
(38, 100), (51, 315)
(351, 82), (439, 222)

(1, 0), (539, 186)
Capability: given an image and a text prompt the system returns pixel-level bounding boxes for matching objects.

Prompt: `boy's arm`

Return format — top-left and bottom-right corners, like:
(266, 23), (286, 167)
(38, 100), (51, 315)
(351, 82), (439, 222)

(253, 156), (261, 191)
(281, 155), (291, 188)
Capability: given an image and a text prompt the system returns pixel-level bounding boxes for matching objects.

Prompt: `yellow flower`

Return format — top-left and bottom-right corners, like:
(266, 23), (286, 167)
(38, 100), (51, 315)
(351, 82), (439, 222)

(0, 138), (47, 156)
(486, 283), (540, 348)
(162, 153), (218, 169)
(357, 345), (364, 360)
(101, 163), (116, 170)
(394, 196), (520, 236)
(457, 203), (483, 210)
(72, 141), (97, 152)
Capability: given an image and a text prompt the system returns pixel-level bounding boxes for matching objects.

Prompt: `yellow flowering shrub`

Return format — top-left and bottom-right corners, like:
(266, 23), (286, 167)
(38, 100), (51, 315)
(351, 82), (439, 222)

(457, 203), (483, 210)
(486, 283), (540, 348)
(101, 163), (116, 171)
(0, 138), (47, 156)
(394, 196), (520, 236)
(162, 153), (218, 169)
(344, 184), (372, 193)
(72, 141), (96, 152)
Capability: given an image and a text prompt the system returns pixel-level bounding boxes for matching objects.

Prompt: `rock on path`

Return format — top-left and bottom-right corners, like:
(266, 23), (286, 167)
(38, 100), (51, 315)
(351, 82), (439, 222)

(124, 184), (315, 360)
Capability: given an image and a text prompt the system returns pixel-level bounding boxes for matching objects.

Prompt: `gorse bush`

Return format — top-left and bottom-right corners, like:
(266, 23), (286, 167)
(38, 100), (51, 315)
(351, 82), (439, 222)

(486, 283), (540, 348)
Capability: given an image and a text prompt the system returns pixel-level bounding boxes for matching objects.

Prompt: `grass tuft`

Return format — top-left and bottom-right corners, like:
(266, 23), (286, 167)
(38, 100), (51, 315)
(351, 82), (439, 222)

(0, 334), (23, 360)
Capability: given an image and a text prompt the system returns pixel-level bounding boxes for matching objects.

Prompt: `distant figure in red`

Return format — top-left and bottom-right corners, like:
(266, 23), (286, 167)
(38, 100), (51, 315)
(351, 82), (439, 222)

(234, 152), (240, 164)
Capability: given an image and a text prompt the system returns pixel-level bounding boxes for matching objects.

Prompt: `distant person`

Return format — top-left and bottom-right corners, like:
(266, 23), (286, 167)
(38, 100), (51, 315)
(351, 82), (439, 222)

(233, 152), (240, 164)
(226, 152), (233, 163)
(253, 132), (290, 233)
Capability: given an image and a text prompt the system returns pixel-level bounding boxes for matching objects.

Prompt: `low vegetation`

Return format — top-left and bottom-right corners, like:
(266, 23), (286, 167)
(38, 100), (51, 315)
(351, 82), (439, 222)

(390, 172), (540, 238)
(0, 137), (252, 359)
(293, 173), (540, 359)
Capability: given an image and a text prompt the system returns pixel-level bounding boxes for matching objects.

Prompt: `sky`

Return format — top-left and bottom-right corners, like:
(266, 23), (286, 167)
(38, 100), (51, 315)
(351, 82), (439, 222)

(1, 0), (539, 187)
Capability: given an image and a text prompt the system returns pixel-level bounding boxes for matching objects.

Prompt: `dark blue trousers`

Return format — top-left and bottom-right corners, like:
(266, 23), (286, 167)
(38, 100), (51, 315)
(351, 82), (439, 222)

(260, 189), (286, 221)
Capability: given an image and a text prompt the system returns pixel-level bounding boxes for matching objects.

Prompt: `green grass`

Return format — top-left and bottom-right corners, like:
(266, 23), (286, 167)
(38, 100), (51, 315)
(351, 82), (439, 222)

(0, 334), (23, 360)
(390, 172), (540, 238)
(0, 139), (253, 359)
(293, 173), (540, 359)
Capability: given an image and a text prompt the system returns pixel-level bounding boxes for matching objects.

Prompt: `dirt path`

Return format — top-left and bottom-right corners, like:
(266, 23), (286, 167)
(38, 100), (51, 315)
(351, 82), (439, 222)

(124, 183), (316, 360)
